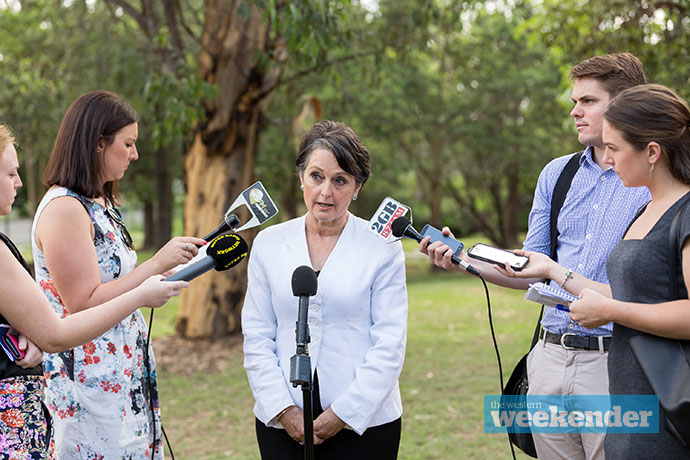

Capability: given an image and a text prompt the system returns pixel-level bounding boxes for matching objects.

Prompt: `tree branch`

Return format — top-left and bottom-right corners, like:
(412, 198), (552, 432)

(107, 0), (147, 32)
(280, 47), (383, 86)
(176, 0), (203, 41)
(446, 179), (501, 244)
(163, 0), (185, 54)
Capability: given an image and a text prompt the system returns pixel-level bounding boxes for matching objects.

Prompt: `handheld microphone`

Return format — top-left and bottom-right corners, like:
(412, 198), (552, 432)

(164, 233), (248, 282)
(391, 217), (480, 276)
(202, 214), (241, 242)
(290, 265), (318, 387)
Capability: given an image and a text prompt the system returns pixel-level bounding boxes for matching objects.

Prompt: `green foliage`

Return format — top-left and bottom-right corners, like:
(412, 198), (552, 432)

(253, 0), (356, 71)
(524, 0), (690, 98)
(0, 1), (167, 211)
(143, 67), (216, 150)
(258, 0), (572, 247)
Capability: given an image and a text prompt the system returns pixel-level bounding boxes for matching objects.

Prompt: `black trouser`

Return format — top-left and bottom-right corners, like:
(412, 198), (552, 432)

(255, 371), (401, 460)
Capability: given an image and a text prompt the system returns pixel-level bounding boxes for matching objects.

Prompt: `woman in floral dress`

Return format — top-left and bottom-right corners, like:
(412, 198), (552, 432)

(31, 91), (205, 459)
(0, 125), (186, 460)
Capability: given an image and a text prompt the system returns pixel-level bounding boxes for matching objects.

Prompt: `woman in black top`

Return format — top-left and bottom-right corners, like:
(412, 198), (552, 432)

(0, 124), (187, 458)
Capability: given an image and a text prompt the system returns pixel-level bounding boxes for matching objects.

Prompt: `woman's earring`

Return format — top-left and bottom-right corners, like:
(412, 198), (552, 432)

(300, 185), (304, 191)
(649, 163), (655, 178)
(352, 194), (358, 201)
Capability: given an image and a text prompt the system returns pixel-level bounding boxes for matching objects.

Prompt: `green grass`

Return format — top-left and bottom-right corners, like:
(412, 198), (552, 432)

(151, 243), (538, 460)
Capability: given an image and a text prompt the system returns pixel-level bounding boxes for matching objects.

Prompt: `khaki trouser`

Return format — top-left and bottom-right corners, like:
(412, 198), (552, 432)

(527, 338), (609, 460)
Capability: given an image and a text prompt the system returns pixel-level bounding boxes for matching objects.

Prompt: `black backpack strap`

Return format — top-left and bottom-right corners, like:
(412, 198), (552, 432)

(529, 151), (584, 348)
(549, 151), (584, 261)
(669, 196), (690, 300)
(0, 232), (31, 275)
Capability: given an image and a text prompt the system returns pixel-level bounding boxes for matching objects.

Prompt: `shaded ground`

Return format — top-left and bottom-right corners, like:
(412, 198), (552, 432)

(154, 334), (244, 377)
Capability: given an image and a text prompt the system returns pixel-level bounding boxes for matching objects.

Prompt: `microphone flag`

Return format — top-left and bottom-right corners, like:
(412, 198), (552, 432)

(367, 196), (410, 242)
(226, 181), (280, 232)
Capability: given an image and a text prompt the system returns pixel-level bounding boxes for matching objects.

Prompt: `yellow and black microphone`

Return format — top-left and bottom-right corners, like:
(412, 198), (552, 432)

(164, 233), (248, 282)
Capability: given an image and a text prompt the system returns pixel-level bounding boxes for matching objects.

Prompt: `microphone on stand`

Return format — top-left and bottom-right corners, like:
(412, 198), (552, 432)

(289, 265), (318, 460)
(164, 233), (248, 282)
(290, 266), (318, 384)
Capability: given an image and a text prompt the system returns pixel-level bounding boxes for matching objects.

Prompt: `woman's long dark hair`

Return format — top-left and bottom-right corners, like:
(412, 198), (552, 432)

(43, 90), (138, 203)
(605, 84), (690, 185)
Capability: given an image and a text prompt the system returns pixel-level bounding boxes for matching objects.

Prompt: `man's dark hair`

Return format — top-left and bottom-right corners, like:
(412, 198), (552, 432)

(570, 53), (647, 97)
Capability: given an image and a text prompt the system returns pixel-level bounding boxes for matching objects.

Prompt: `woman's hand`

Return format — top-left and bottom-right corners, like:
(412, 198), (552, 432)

(569, 288), (613, 329)
(493, 250), (553, 280)
(313, 407), (346, 444)
(15, 335), (43, 368)
(279, 406), (306, 443)
(137, 275), (188, 308)
(150, 237), (207, 273)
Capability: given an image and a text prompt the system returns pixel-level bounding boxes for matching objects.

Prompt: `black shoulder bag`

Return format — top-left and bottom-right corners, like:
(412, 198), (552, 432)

(502, 151), (583, 457)
(0, 232), (32, 275)
(628, 197), (690, 447)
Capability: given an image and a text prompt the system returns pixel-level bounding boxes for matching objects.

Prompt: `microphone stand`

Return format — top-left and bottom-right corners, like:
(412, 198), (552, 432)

(290, 294), (314, 460)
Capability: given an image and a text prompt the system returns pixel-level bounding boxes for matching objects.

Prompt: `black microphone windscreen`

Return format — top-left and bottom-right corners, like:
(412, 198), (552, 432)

(292, 265), (318, 297)
(391, 217), (411, 238)
(207, 233), (248, 271)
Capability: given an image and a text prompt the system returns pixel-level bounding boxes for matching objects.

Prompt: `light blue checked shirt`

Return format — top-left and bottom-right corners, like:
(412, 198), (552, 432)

(522, 146), (650, 336)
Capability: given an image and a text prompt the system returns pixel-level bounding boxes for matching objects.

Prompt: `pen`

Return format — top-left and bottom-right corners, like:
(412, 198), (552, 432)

(556, 304), (570, 312)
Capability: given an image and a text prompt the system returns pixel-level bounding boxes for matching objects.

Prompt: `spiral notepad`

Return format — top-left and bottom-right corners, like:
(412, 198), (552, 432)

(525, 282), (578, 310)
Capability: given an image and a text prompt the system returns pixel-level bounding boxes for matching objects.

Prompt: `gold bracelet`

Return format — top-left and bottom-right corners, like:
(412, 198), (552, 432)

(560, 270), (574, 289)
(276, 405), (295, 420)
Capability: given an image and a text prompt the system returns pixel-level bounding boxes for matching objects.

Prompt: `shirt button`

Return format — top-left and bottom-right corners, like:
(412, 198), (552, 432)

(312, 333), (321, 341)
(310, 304), (320, 312)
(586, 234), (592, 239)
(600, 176), (606, 181)
(578, 264), (584, 269)
(593, 204), (598, 210)
(311, 318), (320, 327)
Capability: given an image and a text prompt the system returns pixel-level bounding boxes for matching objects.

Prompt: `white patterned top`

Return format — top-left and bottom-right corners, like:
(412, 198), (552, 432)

(31, 187), (163, 460)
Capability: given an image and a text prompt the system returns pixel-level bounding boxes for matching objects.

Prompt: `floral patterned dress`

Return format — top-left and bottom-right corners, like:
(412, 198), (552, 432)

(31, 187), (163, 460)
(1, 232), (54, 460)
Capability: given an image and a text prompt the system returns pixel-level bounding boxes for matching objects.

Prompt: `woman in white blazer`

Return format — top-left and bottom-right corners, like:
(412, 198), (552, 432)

(242, 120), (408, 459)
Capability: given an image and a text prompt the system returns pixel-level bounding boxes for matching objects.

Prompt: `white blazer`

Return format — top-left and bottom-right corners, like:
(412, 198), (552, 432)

(242, 213), (408, 435)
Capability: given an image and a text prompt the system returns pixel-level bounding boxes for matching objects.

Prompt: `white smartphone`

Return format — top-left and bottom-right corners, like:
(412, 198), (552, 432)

(467, 243), (529, 271)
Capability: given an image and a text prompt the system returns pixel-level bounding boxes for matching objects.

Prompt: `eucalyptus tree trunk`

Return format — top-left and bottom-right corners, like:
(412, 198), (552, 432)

(176, 1), (285, 338)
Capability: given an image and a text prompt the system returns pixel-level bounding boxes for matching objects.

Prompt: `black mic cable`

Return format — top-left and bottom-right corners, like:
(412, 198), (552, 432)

(391, 216), (516, 460)
(478, 272), (516, 460)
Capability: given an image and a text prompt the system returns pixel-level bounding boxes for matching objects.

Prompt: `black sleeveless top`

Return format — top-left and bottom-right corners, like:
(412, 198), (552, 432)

(0, 232), (43, 378)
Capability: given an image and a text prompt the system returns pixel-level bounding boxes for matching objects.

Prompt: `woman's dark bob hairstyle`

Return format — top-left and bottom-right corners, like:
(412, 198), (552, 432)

(43, 90), (138, 204)
(296, 120), (371, 186)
